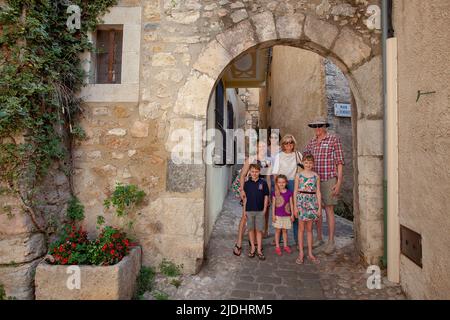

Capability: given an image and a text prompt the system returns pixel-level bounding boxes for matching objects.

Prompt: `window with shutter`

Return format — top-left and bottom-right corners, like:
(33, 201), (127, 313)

(214, 80), (226, 166)
(95, 26), (123, 84)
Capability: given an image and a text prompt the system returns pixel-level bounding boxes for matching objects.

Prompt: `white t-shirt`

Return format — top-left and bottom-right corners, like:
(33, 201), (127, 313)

(272, 152), (298, 181)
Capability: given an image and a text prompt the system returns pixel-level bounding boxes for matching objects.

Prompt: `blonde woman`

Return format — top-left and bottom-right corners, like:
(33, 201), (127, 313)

(272, 134), (303, 247)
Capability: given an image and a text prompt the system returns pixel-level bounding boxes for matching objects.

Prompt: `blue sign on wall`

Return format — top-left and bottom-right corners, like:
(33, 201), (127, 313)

(334, 103), (352, 117)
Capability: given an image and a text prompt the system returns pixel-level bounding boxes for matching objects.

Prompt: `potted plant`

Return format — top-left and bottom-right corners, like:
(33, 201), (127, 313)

(35, 185), (145, 300)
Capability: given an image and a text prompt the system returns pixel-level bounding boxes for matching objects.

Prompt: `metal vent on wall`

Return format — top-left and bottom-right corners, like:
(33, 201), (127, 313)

(400, 225), (423, 268)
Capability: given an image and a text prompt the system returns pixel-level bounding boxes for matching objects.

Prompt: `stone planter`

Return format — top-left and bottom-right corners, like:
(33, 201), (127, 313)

(35, 246), (141, 300)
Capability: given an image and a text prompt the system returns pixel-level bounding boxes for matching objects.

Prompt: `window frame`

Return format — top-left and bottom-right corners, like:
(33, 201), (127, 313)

(94, 25), (124, 84)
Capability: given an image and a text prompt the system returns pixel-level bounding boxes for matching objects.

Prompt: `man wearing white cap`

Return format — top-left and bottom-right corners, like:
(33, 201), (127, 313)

(303, 117), (344, 255)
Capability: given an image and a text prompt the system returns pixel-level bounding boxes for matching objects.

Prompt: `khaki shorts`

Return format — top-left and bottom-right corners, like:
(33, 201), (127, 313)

(247, 211), (265, 232)
(321, 177), (339, 206)
(272, 216), (292, 230)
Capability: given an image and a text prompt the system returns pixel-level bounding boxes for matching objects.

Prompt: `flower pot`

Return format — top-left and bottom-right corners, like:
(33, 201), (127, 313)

(35, 246), (141, 300)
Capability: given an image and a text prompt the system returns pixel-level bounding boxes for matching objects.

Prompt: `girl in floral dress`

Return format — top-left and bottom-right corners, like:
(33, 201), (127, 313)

(294, 154), (322, 265)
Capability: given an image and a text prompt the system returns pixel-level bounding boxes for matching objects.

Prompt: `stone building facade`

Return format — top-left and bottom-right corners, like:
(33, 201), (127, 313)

(1, 0), (387, 298)
(75, 0), (385, 273)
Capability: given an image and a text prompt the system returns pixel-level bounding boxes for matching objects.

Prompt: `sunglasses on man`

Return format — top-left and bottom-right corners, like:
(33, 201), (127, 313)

(309, 124), (326, 128)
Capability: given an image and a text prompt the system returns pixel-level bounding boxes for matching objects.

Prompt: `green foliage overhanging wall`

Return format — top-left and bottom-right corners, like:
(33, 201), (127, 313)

(0, 0), (117, 230)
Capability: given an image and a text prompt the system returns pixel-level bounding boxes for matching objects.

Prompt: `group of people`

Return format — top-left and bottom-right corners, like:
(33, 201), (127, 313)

(232, 117), (345, 265)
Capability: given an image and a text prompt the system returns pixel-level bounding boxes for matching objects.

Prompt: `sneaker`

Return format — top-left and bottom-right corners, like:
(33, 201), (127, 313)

(275, 247), (282, 256)
(283, 246), (292, 254)
(313, 239), (325, 249)
(323, 242), (336, 255)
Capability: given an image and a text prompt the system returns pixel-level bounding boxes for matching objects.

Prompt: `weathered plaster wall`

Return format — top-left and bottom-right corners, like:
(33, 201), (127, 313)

(268, 46), (326, 150)
(394, 0), (450, 299)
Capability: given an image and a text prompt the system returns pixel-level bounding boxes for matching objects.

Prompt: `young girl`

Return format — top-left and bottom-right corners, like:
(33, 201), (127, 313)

(294, 155), (322, 264)
(272, 175), (295, 256)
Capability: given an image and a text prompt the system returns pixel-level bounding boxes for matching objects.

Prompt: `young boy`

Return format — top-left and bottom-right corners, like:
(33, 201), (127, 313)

(243, 163), (269, 261)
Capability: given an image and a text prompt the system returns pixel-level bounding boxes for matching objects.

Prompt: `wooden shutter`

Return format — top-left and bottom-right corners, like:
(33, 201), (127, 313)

(96, 28), (123, 84)
(227, 101), (236, 165)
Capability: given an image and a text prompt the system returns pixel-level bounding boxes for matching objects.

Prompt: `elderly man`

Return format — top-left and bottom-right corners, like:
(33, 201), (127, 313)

(303, 118), (344, 255)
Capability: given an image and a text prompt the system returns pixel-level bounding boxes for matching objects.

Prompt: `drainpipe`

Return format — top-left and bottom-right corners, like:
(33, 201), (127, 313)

(382, 0), (400, 283)
(381, 0), (389, 270)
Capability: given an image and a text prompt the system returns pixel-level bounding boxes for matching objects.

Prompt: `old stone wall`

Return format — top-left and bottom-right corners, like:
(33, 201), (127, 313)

(0, 160), (71, 299)
(325, 59), (354, 208)
(394, 0), (450, 299)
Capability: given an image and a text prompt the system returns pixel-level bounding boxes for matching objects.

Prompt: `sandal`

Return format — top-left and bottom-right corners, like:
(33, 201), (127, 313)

(275, 247), (282, 256)
(248, 240), (264, 251)
(308, 256), (320, 265)
(257, 252), (266, 261)
(248, 249), (256, 258)
(233, 244), (242, 257)
(296, 255), (304, 265)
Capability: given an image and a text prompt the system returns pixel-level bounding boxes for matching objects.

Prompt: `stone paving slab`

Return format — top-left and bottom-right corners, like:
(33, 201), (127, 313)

(148, 193), (405, 300)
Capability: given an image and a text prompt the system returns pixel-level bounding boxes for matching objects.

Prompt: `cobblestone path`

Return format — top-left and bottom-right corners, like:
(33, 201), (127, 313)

(168, 193), (405, 300)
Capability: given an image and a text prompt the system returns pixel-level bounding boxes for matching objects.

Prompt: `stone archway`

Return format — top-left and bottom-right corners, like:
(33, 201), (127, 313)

(170, 13), (384, 269)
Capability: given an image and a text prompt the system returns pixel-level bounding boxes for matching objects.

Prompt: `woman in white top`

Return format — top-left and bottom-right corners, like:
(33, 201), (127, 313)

(272, 134), (303, 247)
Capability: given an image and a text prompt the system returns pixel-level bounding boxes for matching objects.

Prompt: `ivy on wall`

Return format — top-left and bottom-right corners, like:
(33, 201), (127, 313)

(0, 0), (117, 231)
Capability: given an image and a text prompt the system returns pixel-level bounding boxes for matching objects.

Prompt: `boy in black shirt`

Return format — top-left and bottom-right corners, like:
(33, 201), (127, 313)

(243, 164), (269, 260)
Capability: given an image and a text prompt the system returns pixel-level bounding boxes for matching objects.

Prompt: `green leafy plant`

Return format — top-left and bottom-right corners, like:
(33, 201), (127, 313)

(70, 125), (87, 141)
(153, 290), (169, 300)
(159, 259), (183, 277)
(133, 266), (156, 300)
(170, 278), (182, 288)
(96, 215), (105, 229)
(89, 226), (131, 265)
(0, 284), (15, 300)
(0, 0), (118, 234)
(103, 183), (146, 217)
(0, 284), (6, 300)
(48, 224), (131, 266)
(66, 196), (84, 222)
(48, 224), (90, 265)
